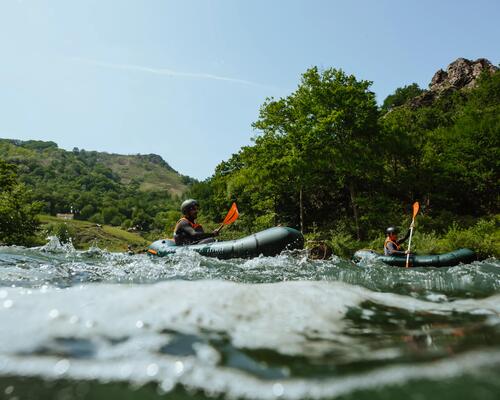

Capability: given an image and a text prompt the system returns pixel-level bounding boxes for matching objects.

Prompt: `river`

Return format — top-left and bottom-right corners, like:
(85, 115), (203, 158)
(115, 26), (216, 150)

(0, 238), (499, 400)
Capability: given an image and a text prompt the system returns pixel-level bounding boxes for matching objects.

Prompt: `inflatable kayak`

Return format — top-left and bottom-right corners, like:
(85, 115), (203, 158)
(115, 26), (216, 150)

(353, 248), (476, 267)
(147, 226), (304, 259)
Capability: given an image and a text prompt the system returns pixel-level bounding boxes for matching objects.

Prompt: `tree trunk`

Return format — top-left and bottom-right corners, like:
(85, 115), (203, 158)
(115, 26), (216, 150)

(348, 182), (361, 240)
(299, 186), (304, 234)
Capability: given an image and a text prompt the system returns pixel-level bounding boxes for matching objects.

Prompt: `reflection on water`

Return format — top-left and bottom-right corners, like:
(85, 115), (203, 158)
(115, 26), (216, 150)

(0, 240), (499, 399)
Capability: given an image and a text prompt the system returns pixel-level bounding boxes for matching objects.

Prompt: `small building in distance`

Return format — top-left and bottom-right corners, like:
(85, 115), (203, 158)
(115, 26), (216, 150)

(56, 213), (74, 220)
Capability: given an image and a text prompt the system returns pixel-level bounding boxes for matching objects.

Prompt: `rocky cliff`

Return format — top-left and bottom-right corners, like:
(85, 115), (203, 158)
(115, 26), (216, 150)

(409, 58), (498, 108)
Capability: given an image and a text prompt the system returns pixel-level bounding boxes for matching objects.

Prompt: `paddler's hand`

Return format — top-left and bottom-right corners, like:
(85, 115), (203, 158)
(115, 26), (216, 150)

(212, 229), (220, 237)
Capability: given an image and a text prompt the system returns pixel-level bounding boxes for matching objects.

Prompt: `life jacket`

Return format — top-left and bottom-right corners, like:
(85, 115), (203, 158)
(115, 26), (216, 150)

(174, 217), (203, 234)
(173, 217), (204, 246)
(384, 237), (400, 255)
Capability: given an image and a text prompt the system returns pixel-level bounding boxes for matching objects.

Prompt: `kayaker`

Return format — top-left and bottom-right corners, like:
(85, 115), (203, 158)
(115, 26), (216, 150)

(384, 226), (411, 256)
(174, 199), (219, 246)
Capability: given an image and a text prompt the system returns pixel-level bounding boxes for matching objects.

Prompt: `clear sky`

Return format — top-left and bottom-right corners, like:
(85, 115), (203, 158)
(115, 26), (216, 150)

(0, 0), (498, 180)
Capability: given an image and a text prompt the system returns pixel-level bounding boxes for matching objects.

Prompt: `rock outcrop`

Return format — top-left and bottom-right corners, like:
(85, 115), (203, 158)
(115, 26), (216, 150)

(430, 58), (497, 92)
(409, 58), (498, 108)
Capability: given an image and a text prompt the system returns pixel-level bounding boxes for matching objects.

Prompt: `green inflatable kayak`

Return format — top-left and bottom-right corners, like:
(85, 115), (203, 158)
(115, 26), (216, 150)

(147, 226), (304, 259)
(353, 248), (476, 268)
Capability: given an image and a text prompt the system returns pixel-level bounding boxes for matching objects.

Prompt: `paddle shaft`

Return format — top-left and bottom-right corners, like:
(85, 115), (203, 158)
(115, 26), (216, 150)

(405, 222), (415, 268)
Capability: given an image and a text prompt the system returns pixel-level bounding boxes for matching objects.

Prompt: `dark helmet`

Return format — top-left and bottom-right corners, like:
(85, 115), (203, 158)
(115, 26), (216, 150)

(181, 199), (199, 215)
(386, 226), (398, 235)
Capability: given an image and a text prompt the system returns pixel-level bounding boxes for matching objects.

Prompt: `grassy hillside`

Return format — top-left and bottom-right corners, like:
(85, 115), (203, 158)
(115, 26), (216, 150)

(0, 139), (188, 196)
(39, 215), (149, 252)
(99, 153), (187, 195)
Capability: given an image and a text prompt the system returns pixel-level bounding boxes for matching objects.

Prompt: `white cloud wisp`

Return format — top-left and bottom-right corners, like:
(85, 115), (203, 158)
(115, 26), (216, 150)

(74, 57), (266, 88)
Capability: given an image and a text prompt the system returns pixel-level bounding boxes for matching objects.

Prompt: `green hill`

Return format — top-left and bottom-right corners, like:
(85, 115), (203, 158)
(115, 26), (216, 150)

(0, 139), (192, 232)
(99, 153), (186, 195)
(0, 139), (189, 195)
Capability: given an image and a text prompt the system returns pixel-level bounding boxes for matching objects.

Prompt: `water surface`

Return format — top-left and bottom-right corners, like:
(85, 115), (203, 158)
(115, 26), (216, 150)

(0, 239), (499, 399)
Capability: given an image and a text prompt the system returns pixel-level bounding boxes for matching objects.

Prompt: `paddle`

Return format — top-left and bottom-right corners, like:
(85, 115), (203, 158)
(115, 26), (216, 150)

(215, 202), (239, 233)
(405, 201), (420, 268)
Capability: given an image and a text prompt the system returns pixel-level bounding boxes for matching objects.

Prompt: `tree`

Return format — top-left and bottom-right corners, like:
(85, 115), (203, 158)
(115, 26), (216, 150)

(252, 67), (381, 238)
(381, 83), (424, 113)
(102, 206), (120, 225)
(0, 159), (41, 245)
(423, 71), (500, 215)
(79, 204), (96, 220)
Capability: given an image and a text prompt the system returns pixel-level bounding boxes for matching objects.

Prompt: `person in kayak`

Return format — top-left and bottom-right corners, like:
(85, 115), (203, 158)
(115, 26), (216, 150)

(174, 199), (219, 246)
(384, 226), (411, 256)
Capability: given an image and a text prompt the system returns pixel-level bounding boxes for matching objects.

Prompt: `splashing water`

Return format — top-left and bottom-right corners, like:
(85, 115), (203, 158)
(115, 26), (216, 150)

(0, 241), (499, 399)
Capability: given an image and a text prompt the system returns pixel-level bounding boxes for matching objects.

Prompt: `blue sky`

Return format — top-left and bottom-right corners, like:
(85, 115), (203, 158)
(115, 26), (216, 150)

(0, 0), (498, 179)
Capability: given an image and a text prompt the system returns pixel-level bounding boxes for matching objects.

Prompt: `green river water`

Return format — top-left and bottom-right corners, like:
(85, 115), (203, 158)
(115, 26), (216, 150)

(0, 237), (499, 400)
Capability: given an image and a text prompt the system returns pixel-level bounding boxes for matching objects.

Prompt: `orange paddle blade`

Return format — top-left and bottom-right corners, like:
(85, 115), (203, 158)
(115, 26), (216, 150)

(412, 201), (420, 219)
(222, 202), (239, 225)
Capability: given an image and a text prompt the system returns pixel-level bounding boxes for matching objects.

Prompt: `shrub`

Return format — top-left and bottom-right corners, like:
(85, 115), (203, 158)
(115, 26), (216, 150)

(89, 213), (104, 224)
(326, 225), (360, 258)
(440, 217), (499, 258)
(110, 216), (122, 226)
(121, 219), (132, 230)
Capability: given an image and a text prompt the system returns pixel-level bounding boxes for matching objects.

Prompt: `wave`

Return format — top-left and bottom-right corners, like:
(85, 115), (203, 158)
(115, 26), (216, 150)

(0, 280), (499, 399)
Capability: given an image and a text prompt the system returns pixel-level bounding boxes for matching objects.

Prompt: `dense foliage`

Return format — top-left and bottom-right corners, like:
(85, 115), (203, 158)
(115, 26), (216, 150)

(190, 67), (499, 255)
(192, 68), (383, 238)
(0, 159), (41, 245)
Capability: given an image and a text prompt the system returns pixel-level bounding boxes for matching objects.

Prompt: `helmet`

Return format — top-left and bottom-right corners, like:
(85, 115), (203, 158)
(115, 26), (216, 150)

(181, 199), (199, 215)
(386, 226), (398, 235)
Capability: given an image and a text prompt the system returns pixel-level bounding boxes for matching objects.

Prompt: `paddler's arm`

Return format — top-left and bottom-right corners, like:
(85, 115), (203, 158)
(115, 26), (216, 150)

(396, 229), (411, 246)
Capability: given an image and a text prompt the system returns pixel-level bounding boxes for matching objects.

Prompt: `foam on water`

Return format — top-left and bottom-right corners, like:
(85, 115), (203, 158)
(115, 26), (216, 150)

(0, 246), (499, 298)
(0, 280), (499, 398)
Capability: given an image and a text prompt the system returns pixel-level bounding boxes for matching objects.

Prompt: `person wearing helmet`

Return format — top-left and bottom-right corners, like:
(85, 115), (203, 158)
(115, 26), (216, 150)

(173, 199), (219, 246)
(383, 226), (411, 256)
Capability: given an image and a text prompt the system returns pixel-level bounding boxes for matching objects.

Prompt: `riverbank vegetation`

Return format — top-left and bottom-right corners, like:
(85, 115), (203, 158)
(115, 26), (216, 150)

(321, 216), (499, 259)
(189, 67), (499, 258)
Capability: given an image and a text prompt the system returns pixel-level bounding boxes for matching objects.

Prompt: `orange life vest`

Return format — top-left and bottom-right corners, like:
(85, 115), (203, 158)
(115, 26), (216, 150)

(174, 217), (202, 234)
(384, 237), (401, 255)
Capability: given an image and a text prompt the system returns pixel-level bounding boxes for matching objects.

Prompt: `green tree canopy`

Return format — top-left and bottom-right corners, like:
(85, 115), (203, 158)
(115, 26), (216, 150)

(381, 83), (424, 112)
(0, 159), (41, 245)
(193, 66), (498, 243)
(196, 67), (383, 238)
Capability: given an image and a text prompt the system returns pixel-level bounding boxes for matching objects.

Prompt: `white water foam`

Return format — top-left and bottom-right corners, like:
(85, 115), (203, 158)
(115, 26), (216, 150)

(0, 350), (499, 400)
(0, 280), (499, 398)
(39, 236), (77, 254)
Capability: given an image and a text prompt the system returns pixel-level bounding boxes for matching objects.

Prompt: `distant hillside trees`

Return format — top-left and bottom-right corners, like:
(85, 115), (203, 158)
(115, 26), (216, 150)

(0, 141), (184, 233)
